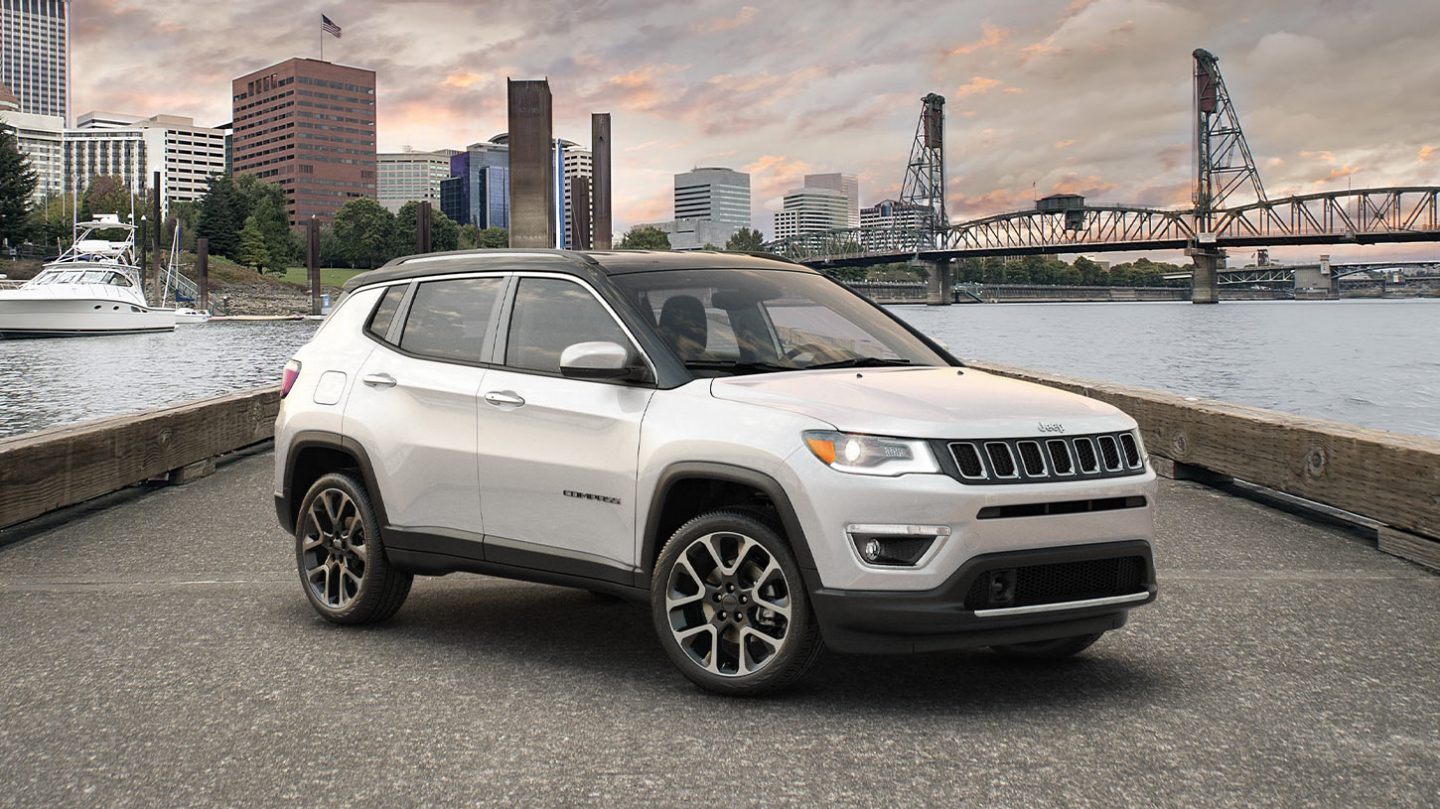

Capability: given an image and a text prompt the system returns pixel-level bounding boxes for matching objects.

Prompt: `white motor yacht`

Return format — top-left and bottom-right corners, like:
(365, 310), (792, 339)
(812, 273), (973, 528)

(0, 216), (177, 338)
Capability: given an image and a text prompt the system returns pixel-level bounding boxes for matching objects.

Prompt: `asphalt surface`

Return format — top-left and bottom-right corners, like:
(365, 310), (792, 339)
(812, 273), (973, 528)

(1, 452), (1437, 808)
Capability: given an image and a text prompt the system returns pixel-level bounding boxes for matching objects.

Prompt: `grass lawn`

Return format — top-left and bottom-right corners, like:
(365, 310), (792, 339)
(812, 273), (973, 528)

(277, 266), (367, 288)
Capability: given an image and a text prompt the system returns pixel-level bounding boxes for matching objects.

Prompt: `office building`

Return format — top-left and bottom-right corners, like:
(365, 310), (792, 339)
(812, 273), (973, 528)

(0, 0), (70, 122)
(773, 186), (848, 240)
(231, 58), (377, 226)
(674, 167), (750, 232)
(61, 113), (227, 215)
(0, 81), (64, 204)
(804, 172), (859, 227)
(440, 138), (509, 230)
(378, 148), (458, 213)
(561, 141), (592, 248)
(636, 218), (740, 251)
(859, 198), (930, 250)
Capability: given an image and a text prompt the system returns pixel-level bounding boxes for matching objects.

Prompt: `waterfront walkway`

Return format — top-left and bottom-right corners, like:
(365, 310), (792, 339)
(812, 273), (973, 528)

(2, 452), (1437, 807)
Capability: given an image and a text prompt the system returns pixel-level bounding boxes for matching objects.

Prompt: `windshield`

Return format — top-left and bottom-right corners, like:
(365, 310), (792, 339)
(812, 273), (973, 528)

(612, 268), (950, 376)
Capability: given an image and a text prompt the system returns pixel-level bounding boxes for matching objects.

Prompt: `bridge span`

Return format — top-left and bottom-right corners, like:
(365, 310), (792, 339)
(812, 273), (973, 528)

(768, 49), (1440, 303)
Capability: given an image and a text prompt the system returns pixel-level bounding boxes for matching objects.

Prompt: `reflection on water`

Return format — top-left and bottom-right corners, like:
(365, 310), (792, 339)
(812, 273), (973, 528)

(895, 298), (1440, 439)
(0, 321), (320, 438)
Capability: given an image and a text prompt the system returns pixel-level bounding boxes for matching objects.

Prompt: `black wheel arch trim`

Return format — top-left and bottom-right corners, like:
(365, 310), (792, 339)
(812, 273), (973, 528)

(277, 430), (390, 536)
(640, 461), (820, 590)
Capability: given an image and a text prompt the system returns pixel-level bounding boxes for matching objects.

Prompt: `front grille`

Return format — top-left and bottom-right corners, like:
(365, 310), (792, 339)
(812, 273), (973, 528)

(964, 556), (1147, 610)
(945, 431), (1145, 485)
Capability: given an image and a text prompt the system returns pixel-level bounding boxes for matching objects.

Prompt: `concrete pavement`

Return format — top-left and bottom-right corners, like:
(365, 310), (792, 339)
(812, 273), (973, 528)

(1, 452), (1437, 807)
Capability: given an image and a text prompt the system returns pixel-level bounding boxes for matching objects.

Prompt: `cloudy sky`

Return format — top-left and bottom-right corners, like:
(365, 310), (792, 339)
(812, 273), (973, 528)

(73, 0), (1440, 259)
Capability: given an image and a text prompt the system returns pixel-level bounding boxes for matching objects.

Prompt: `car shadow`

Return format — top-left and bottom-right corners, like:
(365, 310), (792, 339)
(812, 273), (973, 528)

(277, 578), (1171, 717)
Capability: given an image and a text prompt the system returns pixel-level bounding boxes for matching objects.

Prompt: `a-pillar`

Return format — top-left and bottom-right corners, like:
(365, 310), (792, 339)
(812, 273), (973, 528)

(924, 258), (953, 305)
(1186, 245), (1224, 304)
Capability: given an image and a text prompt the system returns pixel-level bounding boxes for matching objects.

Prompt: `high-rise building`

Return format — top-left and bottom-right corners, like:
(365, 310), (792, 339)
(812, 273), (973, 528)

(62, 113), (227, 215)
(0, 81), (64, 205)
(773, 187), (848, 240)
(804, 172), (859, 227)
(859, 198), (930, 250)
(674, 167), (750, 232)
(0, 0), (70, 123)
(440, 139), (509, 229)
(378, 148), (459, 213)
(231, 58), (377, 226)
(560, 140), (592, 248)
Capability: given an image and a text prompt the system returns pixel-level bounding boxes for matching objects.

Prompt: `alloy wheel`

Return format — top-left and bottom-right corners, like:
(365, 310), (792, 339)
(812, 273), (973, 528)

(665, 531), (792, 676)
(300, 488), (368, 609)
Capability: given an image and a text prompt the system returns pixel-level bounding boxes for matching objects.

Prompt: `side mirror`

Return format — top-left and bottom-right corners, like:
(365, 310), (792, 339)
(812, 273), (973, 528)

(559, 341), (645, 381)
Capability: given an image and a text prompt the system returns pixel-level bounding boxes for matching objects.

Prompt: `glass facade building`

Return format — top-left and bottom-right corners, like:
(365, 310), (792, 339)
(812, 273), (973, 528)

(440, 141), (510, 229)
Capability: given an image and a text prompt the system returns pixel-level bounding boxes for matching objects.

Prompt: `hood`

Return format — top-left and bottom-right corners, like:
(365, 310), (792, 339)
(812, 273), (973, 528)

(710, 367), (1132, 439)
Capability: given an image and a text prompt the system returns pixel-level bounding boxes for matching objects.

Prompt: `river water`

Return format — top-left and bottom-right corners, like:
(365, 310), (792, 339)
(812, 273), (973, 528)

(0, 299), (1436, 440)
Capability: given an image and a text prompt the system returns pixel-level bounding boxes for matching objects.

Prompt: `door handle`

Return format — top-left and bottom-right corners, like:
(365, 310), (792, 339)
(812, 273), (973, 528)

(483, 390), (526, 408)
(362, 372), (397, 388)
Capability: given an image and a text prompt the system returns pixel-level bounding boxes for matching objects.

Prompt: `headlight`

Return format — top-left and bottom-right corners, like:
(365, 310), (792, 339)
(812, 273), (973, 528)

(802, 430), (940, 476)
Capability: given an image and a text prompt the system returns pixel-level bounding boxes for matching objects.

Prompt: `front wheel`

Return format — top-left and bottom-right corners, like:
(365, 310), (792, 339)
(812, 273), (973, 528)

(651, 510), (822, 696)
(991, 632), (1103, 660)
(295, 471), (412, 624)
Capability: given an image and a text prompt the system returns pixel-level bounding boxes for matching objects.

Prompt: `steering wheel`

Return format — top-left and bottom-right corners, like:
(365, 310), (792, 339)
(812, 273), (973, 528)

(783, 342), (846, 362)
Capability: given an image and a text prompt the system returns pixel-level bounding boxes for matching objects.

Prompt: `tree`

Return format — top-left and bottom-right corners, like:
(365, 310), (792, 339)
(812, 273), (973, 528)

(196, 175), (243, 258)
(166, 201), (201, 252)
(0, 121), (37, 247)
(618, 225), (671, 250)
(84, 175), (139, 219)
(249, 191), (293, 272)
(331, 197), (397, 268)
(724, 227), (764, 252)
(27, 192), (77, 249)
(235, 215), (270, 271)
(395, 201), (461, 254)
(475, 227), (508, 248)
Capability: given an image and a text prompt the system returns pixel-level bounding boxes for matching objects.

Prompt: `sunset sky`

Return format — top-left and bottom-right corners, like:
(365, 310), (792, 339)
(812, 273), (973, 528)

(73, 0), (1440, 259)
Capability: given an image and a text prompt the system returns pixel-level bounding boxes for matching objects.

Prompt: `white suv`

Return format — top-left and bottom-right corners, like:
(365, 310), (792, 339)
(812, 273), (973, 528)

(274, 250), (1157, 695)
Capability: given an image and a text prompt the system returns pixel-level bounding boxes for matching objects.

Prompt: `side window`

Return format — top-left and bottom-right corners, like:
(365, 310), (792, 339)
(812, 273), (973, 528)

(397, 277), (504, 363)
(365, 284), (406, 342)
(505, 278), (630, 374)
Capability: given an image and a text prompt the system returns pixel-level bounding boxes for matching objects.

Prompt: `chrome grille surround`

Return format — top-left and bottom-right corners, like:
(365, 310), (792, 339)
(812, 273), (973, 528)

(944, 431), (1146, 485)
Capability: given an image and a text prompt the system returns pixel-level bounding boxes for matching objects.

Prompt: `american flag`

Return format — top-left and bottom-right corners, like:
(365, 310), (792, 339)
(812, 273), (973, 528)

(321, 14), (342, 38)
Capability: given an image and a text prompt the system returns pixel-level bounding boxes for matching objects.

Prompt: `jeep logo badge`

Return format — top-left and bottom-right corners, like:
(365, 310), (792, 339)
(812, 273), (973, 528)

(1037, 422), (1065, 434)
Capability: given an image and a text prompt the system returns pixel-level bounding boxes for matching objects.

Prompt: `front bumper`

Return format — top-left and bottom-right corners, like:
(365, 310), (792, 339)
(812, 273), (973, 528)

(810, 539), (1156, 654)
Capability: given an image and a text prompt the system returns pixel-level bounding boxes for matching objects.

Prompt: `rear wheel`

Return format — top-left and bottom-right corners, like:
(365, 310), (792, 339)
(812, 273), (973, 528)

(295, 472), (412, 624)
(991, 632), (1103, 660)
(651, 510), (822, 696)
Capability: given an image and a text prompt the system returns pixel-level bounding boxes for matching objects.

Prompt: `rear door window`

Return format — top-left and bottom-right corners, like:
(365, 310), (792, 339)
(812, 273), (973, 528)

(397, 277), (505, 363)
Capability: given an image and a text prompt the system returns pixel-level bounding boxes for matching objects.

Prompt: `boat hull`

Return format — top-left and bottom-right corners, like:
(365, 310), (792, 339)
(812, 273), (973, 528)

(0, 296), (177, 338)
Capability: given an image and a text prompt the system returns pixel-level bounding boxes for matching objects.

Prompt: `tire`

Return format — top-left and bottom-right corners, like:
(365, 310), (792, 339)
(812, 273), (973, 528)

(650, 509), (822, 696)
(294, 471), (412, 625)
(991, 632), (1103, 660)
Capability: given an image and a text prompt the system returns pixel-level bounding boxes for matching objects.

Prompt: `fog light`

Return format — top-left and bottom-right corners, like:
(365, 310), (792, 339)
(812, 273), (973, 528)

(846, 524), (951, 567)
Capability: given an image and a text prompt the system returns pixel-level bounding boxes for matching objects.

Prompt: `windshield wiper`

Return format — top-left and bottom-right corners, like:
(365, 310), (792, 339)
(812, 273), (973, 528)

(805, 357), (914, 369)
(684, 360), (799, 375)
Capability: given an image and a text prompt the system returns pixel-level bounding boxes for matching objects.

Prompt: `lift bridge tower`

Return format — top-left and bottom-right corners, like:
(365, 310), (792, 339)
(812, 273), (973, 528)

(1190, 48), (1267, 303)
(900, 93), (952, 303)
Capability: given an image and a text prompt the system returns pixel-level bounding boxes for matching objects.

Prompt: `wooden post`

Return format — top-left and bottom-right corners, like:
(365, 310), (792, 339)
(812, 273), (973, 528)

(590, 113), (612, 249)
(307, 216), (321, 316)
(151, 171), (162, 306)
(196, 237), (209, 311)
(571, 177), (592, 250)
(417, 201), (433, 253)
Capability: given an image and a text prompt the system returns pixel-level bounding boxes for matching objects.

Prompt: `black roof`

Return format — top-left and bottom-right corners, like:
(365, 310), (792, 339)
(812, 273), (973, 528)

(341, 249), (810, 292)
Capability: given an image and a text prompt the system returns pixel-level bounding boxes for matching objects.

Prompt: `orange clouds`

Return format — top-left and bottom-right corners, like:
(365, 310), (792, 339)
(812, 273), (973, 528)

(442, 71), (485, 89)
(744, 154), (815, 205)
(691, 5), (759, 34)
(947, 23), (1009, 56)
(955, 76), (1003, 98)
(1054, 139), (1076, 150)
(1419, 145), (1435, 162)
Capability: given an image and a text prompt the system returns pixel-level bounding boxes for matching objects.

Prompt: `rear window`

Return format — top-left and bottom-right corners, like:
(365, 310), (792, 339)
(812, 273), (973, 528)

(397, 277), (504, 363)
(365, 285), (406, 341)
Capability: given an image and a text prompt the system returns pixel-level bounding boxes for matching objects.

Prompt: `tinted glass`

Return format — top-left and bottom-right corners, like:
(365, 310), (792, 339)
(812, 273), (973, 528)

(398, 277), (503, 363)
(612, 268), (949, 375)
(366, 284), (406, 341)
(505, 278), (630, 374)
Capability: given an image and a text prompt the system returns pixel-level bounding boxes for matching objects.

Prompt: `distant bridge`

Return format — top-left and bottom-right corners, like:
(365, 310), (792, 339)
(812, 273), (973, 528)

(767, 49), (1440, 303)
(1162, 259), (1440, 286)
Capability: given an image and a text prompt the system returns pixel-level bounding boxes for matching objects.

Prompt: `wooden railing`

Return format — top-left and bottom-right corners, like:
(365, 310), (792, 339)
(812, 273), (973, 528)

(969, 361), (1440, 569)
(0, 387), (280, 530)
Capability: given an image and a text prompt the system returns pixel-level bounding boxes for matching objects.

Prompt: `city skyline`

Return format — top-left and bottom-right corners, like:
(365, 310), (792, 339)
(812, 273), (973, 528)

(60, 0), (1440, 258)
